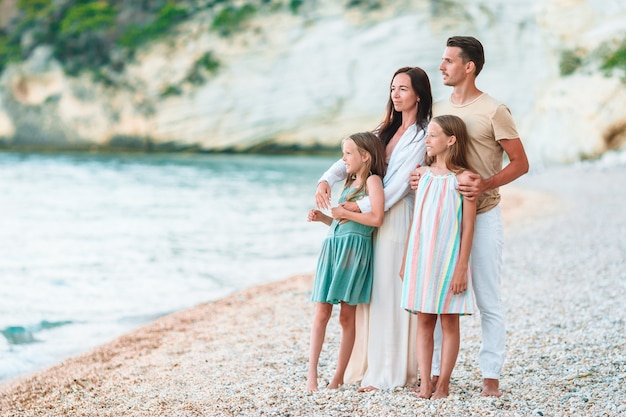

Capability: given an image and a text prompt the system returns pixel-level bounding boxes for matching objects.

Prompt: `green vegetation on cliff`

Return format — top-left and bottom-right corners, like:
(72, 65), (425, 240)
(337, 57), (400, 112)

(0, 0), (317, 79)
(560, 38), (626, 83)
(0, 36), (21, 70)
(559, 49), (584, 76)
(118, 2), (188, 50)
(60, 2), (117, 36)
(211, 4), (257, 36)
(0, 0), (194, 76)
(601, 39), (626, 81)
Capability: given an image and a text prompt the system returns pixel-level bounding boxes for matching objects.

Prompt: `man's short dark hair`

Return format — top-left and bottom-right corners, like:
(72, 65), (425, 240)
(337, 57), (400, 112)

(447, 36), (485, 76)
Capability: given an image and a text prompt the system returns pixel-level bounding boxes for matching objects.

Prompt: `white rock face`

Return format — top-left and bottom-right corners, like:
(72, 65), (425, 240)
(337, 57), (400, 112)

(0, 0), (625, 164)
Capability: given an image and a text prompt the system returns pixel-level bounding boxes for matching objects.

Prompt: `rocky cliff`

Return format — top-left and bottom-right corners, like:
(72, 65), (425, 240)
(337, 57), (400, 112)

(0, 0), (625, 164)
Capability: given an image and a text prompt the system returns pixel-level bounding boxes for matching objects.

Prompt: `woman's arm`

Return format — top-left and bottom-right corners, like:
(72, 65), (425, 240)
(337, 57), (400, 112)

(316, 158), (347, 209)
(318, 158), (347, 186)
(450, 190), (476, 294)
(331, 175), (384, 227)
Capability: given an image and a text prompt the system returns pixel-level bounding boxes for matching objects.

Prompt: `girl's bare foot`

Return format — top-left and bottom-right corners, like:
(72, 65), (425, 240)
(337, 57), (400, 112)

(431, 378), (449, 399)
(431, 389), (449, 399)
(430, 376), (439, 393)
(306, 372), (318, 392)
(327, 378), (343, 390)
(413, 385), (432, 399)
(480, 378), (502, 397)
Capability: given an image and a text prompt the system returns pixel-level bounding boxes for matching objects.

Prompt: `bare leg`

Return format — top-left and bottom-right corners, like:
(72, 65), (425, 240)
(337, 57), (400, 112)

(306, 303), (333, 392)
(431, 317), (442, 392)
(432, 314), (460, 399)
(430, 376), (439, 394)
(481, 378), (502, 397)
(328, 303), (356, 389)
(415, 312), (437, 398)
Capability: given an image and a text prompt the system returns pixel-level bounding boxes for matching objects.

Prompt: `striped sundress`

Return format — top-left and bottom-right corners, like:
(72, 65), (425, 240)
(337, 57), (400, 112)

(401, 169), (475, 315)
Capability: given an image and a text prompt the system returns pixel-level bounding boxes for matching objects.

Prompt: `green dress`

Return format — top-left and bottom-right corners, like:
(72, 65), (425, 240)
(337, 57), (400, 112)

(311, 187), (375, 305)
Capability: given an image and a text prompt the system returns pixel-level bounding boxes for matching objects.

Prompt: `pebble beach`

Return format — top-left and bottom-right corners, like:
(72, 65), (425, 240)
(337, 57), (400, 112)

(1, 162), (625, 417)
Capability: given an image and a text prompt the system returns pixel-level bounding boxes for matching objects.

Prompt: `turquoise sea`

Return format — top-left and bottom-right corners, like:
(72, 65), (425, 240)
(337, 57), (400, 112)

(0, 152), (341, 382)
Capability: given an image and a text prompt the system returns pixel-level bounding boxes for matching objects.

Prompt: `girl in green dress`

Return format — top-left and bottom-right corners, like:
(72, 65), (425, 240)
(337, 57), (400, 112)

(306, 131), (386, 392)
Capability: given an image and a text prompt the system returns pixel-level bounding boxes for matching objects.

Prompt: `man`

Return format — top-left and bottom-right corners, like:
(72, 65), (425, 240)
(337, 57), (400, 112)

(413, 36), (529, 397)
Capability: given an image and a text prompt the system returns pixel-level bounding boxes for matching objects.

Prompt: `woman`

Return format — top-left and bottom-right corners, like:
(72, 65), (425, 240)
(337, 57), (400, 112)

(315, 66), (432, 390)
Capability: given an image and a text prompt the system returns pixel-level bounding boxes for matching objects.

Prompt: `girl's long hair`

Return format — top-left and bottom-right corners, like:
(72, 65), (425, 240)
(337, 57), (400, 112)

(425, 115), (473, 173)
(344, 131), (386, 201)
(377, 66), (433, 147)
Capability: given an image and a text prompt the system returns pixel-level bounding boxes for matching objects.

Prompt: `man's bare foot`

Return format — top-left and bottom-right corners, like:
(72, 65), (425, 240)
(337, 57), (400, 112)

(480, 378), (502, 397)
(430, 376), (439, 394)
(357, 385), (379, 392)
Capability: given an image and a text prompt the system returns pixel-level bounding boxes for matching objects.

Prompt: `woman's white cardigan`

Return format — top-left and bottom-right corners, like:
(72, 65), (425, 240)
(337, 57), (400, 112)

(318, 124), (427, 213)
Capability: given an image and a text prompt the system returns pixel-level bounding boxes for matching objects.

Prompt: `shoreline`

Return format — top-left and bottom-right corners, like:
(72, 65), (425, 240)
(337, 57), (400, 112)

(1, 164), (625, 416)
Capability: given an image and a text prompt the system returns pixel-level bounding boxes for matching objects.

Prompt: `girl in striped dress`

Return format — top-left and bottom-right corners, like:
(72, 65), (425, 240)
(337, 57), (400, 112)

(399, 115), (476, 399)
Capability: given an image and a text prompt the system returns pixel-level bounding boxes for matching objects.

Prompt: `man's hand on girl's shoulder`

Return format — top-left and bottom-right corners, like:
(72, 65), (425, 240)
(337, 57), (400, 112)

(456, 171), (483, 200)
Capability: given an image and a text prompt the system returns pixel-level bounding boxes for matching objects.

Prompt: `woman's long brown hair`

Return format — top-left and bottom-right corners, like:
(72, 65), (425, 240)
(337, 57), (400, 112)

(377, 66), (433, 147)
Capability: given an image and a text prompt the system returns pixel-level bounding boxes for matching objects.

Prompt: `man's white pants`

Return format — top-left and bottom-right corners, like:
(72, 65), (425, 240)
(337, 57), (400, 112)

(432, 205), (505, 380)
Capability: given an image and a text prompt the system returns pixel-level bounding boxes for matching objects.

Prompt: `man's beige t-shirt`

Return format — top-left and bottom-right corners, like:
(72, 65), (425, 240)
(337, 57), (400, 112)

(433, 93), (519, 214)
